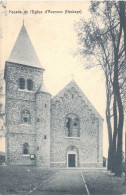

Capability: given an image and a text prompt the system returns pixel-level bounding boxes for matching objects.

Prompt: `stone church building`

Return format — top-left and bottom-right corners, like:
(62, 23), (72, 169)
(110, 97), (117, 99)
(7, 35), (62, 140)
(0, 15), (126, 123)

(4, 24), (103, 168)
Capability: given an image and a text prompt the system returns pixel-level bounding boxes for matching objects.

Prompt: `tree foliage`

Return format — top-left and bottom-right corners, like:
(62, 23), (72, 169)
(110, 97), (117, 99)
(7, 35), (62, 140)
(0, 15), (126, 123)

(75, 1), (126, 176)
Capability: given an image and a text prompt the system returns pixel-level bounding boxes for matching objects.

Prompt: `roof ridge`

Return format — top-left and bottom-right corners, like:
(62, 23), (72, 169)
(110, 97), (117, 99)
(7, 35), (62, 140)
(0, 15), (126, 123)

(52, 80), (103, 120)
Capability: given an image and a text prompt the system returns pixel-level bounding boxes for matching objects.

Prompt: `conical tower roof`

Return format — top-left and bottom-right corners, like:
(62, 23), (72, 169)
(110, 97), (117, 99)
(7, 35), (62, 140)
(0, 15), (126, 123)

(8, 23), (43, 68)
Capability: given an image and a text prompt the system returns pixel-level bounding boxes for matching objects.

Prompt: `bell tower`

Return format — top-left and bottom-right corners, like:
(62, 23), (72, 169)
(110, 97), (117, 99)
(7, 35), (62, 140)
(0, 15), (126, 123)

(4, 23), (45, 165)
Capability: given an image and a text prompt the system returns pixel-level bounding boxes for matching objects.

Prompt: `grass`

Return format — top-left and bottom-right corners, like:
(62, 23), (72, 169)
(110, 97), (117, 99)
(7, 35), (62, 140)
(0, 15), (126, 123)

(83, 169), (126, 195)
(0, 165), (57, 195)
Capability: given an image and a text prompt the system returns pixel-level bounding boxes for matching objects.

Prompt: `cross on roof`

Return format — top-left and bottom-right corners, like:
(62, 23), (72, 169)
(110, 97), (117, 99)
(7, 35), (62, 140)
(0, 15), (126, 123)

(22, 8), (25, 25)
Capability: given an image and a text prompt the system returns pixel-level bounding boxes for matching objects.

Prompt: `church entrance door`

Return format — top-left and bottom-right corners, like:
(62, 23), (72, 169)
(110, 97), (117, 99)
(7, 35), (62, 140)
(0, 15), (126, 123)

(67, 147), (78, 167)
(68, 154), (75, 167)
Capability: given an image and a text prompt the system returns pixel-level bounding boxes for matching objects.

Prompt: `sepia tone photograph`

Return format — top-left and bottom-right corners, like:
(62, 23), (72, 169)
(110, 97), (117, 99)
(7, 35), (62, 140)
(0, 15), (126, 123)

(0, 0), (126, 194)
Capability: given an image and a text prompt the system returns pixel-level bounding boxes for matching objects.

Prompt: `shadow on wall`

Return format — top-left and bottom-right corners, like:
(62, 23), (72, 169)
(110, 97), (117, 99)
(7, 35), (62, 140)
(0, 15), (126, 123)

(103, 156), (107, 167)
(0, 151), (5, 165)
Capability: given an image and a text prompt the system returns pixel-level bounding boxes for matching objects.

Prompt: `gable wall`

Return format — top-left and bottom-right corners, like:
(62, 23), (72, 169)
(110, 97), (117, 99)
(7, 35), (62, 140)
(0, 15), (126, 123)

(51, 85), (103, 167)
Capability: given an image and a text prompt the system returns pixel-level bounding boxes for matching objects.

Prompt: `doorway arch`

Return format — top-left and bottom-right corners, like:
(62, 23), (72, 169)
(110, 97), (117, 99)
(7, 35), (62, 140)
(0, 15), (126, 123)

(66, 146), (78, 167)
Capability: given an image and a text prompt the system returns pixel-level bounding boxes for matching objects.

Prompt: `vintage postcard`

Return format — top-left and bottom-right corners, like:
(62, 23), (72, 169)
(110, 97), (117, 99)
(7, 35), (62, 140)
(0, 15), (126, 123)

(0, 1), (126, 194)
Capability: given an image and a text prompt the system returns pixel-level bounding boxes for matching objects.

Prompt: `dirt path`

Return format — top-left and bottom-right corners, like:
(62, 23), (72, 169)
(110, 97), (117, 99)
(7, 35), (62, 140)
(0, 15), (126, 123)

(28, 170), (87, 195)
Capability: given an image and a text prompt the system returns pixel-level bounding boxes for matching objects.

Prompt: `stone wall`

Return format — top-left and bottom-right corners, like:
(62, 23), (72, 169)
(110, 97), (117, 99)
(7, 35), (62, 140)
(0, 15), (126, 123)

(6, 133), (36, 165)
(5, 62), (43, 165)
(5, 62), (43, 100)
(35, 92), (51, 167)
(51, 81), (103, 167)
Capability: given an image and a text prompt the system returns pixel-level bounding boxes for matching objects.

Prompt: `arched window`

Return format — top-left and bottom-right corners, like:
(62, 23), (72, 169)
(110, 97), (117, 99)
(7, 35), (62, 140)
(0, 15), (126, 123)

(21, 110), (31, 123)
(19, 78), (25, 89)
(22, 143), (29, 155)
(65, 114), (80, 137)
(27, 79), (33, 91)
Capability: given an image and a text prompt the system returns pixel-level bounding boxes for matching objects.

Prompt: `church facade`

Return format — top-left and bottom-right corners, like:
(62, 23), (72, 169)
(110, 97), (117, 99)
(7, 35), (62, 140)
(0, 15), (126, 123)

(4, 24), (103, 168)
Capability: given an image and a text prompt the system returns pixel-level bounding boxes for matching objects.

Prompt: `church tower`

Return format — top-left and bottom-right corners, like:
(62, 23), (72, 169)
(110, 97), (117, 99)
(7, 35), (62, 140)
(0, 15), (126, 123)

(35, 83), (51, 167)
(4, 23), (47, 165)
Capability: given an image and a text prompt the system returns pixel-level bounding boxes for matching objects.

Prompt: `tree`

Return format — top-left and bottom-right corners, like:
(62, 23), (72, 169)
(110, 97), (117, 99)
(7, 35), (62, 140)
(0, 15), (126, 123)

(118, 0), (126, 184)
(0, 71), (5, 137)
(75, 1), (125, 176)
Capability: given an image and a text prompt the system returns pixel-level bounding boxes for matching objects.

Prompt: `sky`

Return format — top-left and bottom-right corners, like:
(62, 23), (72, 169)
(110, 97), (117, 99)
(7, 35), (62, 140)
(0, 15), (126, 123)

(0, 1), (110, 156)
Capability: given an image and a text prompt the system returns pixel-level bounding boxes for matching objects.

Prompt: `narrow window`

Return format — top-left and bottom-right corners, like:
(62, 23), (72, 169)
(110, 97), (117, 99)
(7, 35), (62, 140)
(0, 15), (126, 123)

(37, 146), (39, 151)
(91, 114), (95, 124)
(23, 143), (29, 154)
(66, 114), (80, 137)
(37, 118), (40, 122)
(21, 110), (31, 123)
(66, 117), (72, 137)
(19, 78), (25, 89)
(27, 79), (33, 91)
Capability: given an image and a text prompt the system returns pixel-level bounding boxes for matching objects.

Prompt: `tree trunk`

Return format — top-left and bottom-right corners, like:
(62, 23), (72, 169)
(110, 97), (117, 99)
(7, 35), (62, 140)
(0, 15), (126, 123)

(113, 55), (124, 177)
(116, 103), (124, 176)
(115, 76), (124, 176)
(119, 0), (126, 182)
(111, 95), (118, 173)
(105, 80), (113, 170)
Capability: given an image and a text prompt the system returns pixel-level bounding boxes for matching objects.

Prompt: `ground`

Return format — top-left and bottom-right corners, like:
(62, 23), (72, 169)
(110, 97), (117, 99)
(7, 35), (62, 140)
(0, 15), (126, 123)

(0, 166), (126, 195)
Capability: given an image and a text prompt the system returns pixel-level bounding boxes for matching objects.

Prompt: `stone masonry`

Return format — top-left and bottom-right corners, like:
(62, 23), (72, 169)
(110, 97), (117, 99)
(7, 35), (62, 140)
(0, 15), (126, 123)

(4, 24), (103, 167)
(51, 81), (103, 167)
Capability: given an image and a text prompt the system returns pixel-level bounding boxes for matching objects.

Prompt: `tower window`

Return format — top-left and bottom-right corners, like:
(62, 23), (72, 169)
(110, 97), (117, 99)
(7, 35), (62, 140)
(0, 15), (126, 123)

(23, 143), (29, 155)
(27, 79), (33, 91)
(19, 78), (25, 89)
(21, 110), (31, 124)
